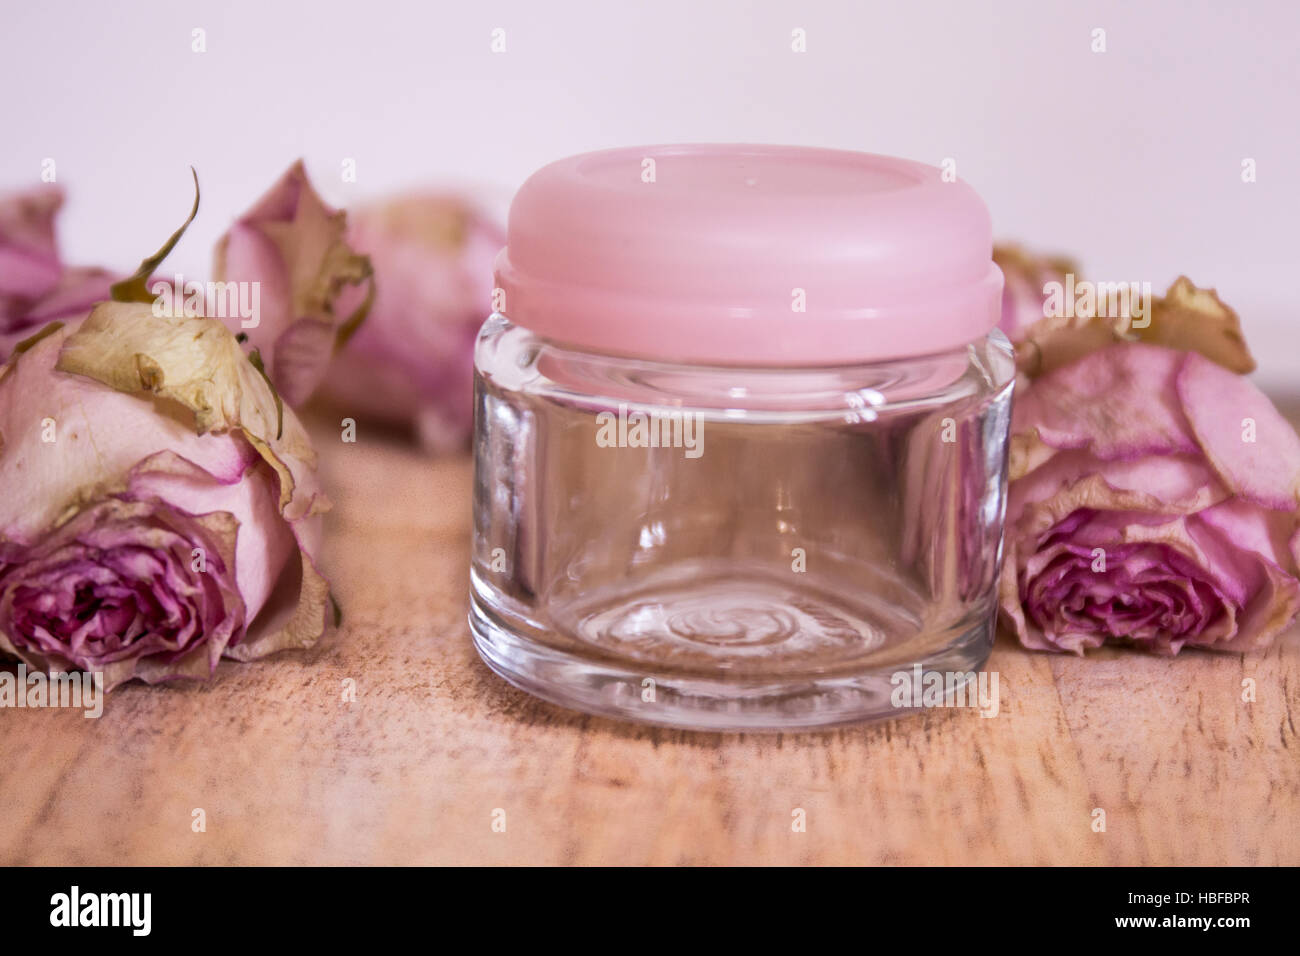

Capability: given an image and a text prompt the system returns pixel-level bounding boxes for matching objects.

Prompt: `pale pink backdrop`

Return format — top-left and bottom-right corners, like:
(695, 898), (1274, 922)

(3, 0), (1296, 384)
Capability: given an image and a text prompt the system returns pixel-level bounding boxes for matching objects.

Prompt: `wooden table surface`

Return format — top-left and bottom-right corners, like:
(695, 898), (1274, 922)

(2, 423), (1297, 866)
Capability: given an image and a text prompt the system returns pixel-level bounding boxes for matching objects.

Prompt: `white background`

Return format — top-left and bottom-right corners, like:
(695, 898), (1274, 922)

(3, 0), (1296, 385)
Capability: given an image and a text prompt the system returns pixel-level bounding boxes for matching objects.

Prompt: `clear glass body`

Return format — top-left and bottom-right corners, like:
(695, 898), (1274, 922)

(470, 315), (1016, 730)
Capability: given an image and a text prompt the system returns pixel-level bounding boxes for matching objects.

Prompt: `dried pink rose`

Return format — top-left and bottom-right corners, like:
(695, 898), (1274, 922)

(0, 303), (331, 688)
(0, 185), (115, 357)
(318, 193), (504, 452)
(216, 164), (502, 452)
(213, 161), (374, 407)
(999, 341), (1300, 655)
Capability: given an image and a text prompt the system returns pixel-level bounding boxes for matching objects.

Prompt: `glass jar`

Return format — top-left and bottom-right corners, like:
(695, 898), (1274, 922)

(470, 145), (1016, 730)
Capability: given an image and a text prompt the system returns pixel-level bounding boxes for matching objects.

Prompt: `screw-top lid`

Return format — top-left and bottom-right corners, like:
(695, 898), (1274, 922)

(494, 144), (1002, 365)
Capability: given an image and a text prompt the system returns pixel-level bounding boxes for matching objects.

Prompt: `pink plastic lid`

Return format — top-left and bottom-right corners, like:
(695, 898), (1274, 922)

(494, 144), (1003, 365)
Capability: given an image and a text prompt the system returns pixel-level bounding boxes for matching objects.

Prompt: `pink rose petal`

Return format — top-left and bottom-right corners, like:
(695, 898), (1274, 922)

(1012, 342), (1199, 460)
(1176, 350), (1300, 511)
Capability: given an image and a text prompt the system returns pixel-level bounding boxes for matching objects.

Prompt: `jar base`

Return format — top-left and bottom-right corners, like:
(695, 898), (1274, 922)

(469, 580), (996, 732)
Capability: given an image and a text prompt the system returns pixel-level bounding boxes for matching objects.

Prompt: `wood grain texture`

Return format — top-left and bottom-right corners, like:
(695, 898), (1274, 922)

(1, 424), (1297, 866)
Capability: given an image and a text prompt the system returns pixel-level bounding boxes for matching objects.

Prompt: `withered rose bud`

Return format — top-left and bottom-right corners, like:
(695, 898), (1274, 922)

(214, 161), (374, 407)
(0, 303), (332, 688)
